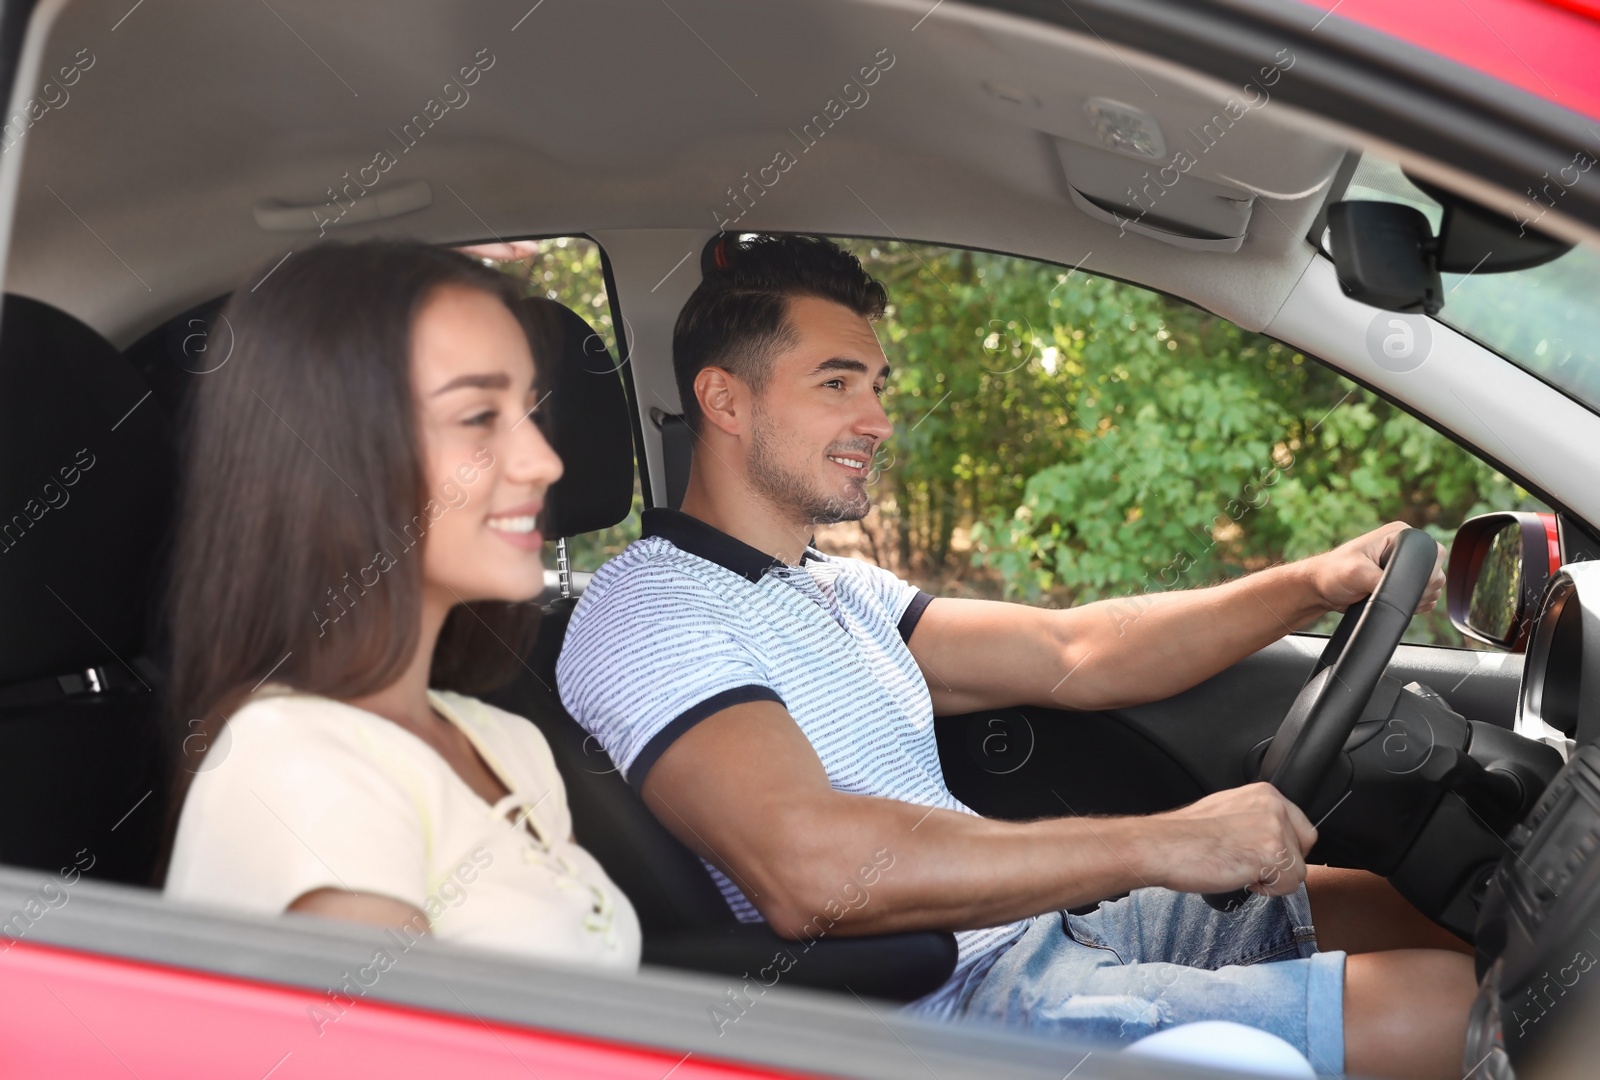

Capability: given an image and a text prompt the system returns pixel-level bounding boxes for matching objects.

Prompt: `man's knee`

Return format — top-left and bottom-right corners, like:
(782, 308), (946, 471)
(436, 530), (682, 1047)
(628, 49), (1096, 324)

(1343, 950), (1476, 1079)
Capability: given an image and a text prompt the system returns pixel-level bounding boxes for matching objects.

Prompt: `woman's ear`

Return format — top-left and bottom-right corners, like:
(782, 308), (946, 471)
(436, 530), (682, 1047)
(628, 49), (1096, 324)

(694, 366), (745, 437)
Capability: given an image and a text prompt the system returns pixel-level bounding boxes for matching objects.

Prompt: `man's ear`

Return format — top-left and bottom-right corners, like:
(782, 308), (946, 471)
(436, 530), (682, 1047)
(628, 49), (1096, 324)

(694, 366), (746, 437)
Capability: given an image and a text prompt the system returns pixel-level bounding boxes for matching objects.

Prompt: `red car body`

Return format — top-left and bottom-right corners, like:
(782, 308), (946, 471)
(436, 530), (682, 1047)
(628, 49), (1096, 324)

(2, 0), (1597, 1076)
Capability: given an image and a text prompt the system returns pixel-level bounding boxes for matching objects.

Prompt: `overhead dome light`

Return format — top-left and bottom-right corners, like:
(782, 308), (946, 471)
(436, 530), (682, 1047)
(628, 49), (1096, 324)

(1084, 97), (1165, 159)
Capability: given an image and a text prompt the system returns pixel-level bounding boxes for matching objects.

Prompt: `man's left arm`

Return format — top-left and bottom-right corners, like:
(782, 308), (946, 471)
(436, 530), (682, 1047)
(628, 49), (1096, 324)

(905, 521), (1445, 716)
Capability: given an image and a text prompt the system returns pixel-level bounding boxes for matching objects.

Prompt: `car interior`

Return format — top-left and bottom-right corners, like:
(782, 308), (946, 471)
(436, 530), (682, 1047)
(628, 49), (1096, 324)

(3, 0), (1600, 1073)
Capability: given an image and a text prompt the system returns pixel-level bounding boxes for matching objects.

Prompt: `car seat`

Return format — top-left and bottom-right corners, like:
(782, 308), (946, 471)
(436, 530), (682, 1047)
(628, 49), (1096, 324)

(0, 295), (174, 884)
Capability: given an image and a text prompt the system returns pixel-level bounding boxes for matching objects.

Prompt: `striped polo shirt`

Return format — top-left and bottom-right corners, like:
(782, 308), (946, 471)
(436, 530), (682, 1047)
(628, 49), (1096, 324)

(556, 507), (1031, 1017)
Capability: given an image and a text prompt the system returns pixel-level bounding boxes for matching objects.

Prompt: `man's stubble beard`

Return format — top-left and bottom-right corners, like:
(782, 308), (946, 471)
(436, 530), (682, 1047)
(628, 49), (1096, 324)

(747, 401), (872, 527)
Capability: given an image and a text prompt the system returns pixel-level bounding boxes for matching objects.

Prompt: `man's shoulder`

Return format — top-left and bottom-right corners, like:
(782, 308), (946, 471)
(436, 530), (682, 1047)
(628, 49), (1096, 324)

(555, 537), (772, 717)
(561, 536), (749, 648)
(807, 549), (920, 600)
(576, 535), (736, 609)
(806, 548), (893, 578)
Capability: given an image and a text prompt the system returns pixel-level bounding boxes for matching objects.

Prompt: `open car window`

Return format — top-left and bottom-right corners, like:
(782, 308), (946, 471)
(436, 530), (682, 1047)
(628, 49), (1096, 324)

(814, 238), (1547, 647)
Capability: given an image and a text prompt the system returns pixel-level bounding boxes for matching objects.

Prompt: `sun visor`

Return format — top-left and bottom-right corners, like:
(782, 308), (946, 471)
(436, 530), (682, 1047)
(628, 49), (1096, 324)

(1057, 138), (1255, 253)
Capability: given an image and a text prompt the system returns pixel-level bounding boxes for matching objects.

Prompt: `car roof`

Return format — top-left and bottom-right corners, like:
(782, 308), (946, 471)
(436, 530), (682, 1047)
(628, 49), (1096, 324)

(1301, 0), (1600, 120)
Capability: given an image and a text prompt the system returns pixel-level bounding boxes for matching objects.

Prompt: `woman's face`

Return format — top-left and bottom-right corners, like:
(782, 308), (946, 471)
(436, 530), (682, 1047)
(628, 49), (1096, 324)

(411, 283), (563, 611)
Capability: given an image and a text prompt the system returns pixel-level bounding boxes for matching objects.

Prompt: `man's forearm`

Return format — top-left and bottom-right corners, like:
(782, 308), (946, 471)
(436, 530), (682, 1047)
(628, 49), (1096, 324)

(910, 520), (1441, 717)
(758, 797), (1166, 938)
(647, 703), (1167, 939)
(1048, 559), (1330, 711)
(751, 783), (1317, 939)
(647, 707), (1321, 942)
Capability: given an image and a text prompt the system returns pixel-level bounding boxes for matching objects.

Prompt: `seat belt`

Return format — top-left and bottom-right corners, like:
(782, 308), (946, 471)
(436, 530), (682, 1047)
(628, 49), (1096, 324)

(0, 657), (159, 710)
(649, 407), (693, 511)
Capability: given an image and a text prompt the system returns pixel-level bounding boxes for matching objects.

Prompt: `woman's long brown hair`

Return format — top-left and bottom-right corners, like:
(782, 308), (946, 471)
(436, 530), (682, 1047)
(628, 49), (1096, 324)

(158, 241), (544, 881)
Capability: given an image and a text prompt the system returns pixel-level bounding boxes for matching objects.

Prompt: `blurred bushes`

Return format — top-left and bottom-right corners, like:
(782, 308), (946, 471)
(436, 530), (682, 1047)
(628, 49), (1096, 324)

(839, 241), (1543, 645)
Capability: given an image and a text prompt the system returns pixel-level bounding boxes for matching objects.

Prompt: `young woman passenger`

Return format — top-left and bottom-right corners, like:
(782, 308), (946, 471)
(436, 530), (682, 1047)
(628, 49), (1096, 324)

(161, 241), (640, 969)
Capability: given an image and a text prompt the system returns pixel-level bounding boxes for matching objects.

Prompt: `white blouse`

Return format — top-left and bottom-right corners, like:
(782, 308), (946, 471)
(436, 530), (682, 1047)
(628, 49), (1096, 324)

(165, 686), (641, 971)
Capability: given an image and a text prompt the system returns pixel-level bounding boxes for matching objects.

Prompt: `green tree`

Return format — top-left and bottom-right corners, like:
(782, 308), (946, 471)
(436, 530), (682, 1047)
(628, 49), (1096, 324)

(481, 235), (1544, 645)
(834, 240), (1543, 645)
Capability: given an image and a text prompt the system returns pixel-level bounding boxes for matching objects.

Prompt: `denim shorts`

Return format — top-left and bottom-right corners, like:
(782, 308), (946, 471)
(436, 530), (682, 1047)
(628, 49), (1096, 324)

(941, 885), (1346, 1076)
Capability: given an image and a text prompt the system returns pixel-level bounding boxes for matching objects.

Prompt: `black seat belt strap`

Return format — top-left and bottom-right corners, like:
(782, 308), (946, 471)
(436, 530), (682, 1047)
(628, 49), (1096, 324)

(0, 658), (157, 710)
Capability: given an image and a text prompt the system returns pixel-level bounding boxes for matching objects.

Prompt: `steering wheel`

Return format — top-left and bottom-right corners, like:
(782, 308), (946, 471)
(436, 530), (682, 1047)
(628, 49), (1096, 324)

(1202, 527), (1439, 912)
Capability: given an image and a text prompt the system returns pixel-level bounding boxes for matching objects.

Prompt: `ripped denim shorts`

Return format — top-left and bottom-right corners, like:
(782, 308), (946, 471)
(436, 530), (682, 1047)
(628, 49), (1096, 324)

(936, 885), (1346, 1076)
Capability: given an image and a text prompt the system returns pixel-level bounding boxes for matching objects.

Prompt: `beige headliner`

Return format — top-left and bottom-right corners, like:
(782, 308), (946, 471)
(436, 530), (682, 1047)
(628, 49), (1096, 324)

(3, 0), (1355, 345)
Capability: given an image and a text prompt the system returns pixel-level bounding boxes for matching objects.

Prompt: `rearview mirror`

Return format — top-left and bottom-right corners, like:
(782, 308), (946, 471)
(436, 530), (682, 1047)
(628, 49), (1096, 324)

(1446, 512), (1561, 650)
(1408, 173), (1574, 275)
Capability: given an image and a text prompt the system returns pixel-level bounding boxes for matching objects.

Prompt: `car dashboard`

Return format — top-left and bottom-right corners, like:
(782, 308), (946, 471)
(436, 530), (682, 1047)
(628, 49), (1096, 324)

(1467, 562), (1600, 1077)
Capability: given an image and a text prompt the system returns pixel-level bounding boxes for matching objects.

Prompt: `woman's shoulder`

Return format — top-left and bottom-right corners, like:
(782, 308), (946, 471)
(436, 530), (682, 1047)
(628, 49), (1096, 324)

(428, 690), (560, 775)
(224, 687), (389, 743)
(214, 687), (444, 783)
(428, 689), (551, 745)
(169, 689), (443, 916)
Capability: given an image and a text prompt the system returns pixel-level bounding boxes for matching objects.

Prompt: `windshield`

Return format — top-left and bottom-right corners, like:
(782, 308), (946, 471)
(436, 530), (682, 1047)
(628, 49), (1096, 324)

(1331, 154), (1600, 413)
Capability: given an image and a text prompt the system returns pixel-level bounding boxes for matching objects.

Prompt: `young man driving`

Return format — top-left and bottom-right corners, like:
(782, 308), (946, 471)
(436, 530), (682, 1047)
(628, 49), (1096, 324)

(557, 234), (1477, 1079)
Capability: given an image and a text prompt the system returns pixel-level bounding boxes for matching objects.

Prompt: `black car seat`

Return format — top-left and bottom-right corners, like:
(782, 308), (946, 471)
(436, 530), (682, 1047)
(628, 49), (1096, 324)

(485, 297), (958, 1001)
(0, 295), (174, 884)
(120, 295), (228, 422)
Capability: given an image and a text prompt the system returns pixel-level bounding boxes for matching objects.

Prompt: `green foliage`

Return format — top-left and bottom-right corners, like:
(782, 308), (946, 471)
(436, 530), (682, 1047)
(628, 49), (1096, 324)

(838, 240), (1544, 645)
(490, 235), (621, 356)
(484, 235), (1545, 647)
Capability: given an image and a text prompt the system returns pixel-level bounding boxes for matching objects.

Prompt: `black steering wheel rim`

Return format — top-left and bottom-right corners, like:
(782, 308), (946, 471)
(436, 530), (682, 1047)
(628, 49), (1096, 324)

(1258, 527), (1439, 807)
(1200, 528), (1437, 912)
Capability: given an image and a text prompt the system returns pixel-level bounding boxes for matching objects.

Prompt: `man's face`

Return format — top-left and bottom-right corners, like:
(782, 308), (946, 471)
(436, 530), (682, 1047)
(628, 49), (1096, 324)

(746, 295), (893, 526)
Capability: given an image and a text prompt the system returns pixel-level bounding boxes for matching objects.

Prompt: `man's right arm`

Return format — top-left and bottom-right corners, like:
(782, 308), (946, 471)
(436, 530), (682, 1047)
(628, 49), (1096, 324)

(639, 700), (1320, 938)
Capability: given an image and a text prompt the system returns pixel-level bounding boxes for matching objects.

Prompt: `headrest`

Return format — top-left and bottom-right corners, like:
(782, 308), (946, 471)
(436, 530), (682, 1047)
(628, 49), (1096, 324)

(0, 295), (175, 684)
(123, 292), (635, 544)
(121, 295), (229, 420)
(520, 297), (635, 539)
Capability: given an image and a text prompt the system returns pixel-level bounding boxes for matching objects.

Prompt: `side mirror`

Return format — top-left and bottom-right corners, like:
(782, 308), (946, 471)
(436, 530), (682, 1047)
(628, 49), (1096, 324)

(1446, 512), (1561, 650)
(1327, 201), (1442, 315)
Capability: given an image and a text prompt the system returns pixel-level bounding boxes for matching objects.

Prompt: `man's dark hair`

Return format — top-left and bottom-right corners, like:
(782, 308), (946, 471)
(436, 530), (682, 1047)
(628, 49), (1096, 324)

(672, 234), (887, 432)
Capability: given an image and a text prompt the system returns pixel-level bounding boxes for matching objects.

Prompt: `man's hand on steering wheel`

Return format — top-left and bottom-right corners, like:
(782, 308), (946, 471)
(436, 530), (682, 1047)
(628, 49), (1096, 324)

(1308, 521), (1447, 615)
(1149, 783), (1320, 898)
(1192, 525), (1441, 912)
